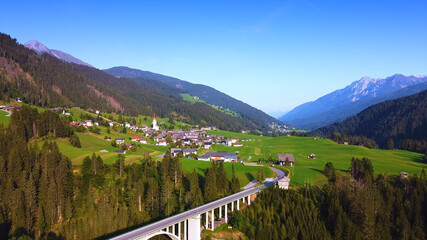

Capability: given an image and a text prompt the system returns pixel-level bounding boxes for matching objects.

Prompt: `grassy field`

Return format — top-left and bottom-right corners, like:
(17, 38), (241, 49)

(181, 93), (206, 104)
(207, 130), (426, 186)
(181, 158), (273, 187)
(0, 110), (10, 126)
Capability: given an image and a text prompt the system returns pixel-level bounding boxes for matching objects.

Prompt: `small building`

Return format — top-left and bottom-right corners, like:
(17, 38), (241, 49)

(277, 176), (290, 189)
(132, 136), (140, 142)
(84, 120), (93, 127)
(197, 155), (210, 161)
(116, 138), (125, 145)
(308, 153), (316, 159)
(233, 142), (243, 147)
(400, 172), (409, 180)
(170, 148), (183, 157)
(139, 138), (147, 144)
(95, 110), (100, 114)
(343, 142), (349, 145)
(203, 142), (212, 149)
(183, 148), (197, 157)
(108, 121), (114, 127)
(277, 153), (295, 167)
(157, 139), (167, 146)
(115, 150), (126, 154)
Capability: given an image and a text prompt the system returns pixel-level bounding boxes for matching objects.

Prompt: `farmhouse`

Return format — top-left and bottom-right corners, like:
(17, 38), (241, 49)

(131, 136), (140, 142)
(108, 121), (114, 127)
(116, 138), (125, 145)
(277, 153), (295, 167)
(139, 138), (147, 144)
(233, 142), (243, 147)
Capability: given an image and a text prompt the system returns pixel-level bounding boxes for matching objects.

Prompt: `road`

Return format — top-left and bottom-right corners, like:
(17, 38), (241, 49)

(111, 166), (285, 240)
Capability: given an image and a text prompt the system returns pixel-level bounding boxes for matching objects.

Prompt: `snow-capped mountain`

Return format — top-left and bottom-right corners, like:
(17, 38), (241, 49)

(24, 40), (93, 67)
(279, 74), (427, 130)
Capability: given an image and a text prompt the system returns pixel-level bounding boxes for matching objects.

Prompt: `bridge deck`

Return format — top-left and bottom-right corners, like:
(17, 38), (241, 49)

(111, 166), (285, 240)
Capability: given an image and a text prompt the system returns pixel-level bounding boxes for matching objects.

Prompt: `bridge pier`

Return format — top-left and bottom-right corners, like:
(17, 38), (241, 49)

(225, 203), (228, 223)
(237, 199), (239, 210)
(219, 205), (222, 219)
(188, 214), (201, 240)
(211, 209), (214, 231)
(248, 195), (251, 205)
(184, 219), (187, 240)
(231, 200), (234, 211)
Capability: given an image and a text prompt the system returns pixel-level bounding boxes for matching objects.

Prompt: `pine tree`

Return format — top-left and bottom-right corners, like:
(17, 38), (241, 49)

(204, 165), (218, 202)
(231, 164), (240, 193)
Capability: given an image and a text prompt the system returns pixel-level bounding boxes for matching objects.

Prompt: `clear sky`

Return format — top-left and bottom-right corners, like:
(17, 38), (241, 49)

(1, 0), (426, 117)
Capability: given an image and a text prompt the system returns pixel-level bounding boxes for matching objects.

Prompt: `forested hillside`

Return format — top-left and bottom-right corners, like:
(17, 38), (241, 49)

(313, 90), (427, 153)
(104, 66), (281, 128)
(231, 159), (426, 240)
(0, 33), (263, 132)
(0, 107), (242, 239)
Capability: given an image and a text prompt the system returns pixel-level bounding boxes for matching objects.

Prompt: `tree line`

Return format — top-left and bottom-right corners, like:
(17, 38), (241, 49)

(0, 107), (241, 239)
(231, 158), (426, 240)
(313, 90), (427, 154)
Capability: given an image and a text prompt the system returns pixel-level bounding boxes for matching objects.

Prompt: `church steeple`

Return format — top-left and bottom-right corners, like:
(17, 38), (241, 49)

(152, 113), (159, 131)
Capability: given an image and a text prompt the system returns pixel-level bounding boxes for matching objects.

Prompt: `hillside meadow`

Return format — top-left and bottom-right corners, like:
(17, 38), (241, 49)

(209, 130), (426, 186)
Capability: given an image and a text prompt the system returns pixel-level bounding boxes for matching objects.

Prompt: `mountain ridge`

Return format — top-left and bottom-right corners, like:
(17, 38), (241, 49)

(24, 40), (93, 67)
(279, 74), (427, 130)
(104, 66), (281, 127)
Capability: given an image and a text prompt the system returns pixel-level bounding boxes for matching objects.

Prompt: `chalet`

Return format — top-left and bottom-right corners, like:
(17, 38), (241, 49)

(308, 153), (316, 159)
(115, 150), (126, 154)
(125, 122), (131, 128)
(277, 176), (290, 189)
(183, 148), (197, 157)
(157, 139), (167, 146)
(16, 97), (22, 102)
(203, 142), (212, 149)
(108, 121), (114, 127)
(95, 110), (100, 114)
(131, 136), (140, 142)
(198, 155), (210, 161)
(116, 138), (125, 145)
(93, 121), (99, 126)
(130, 124), (138, 131)
(229, 138), (239, 144)
(0, 106), (6, 110)
(343, 142), (349, 145)
(241, 138), (249, 142)
(233, 142), (243, 147)
(139, 138), (147, 144)
(277, 153), (295, 167)
(220, 140), (227, 146)
(7, 106), (15, 111)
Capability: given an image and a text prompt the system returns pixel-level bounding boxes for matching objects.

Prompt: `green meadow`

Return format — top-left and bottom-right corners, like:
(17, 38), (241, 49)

(0, 110), (10, 126)
(181, 93), (206, 104)
(2, 106), (425, 187)
(208, 130), (426, 186)
(181, 158), (273, 187)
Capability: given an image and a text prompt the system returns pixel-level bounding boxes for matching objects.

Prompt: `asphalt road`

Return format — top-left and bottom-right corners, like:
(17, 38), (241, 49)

(110, 166), (285, 240)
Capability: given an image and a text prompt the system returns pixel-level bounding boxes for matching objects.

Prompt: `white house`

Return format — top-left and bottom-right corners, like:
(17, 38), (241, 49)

(277, 176), (290, 190)
(84, 120), (93, 127)
(156, 139), (167, 146)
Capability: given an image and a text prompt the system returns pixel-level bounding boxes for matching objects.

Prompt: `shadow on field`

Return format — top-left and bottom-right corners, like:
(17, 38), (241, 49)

(309, 168), (323, 173)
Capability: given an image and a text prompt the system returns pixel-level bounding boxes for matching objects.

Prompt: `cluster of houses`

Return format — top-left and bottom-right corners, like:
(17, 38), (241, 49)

(0, 106), (21, 111)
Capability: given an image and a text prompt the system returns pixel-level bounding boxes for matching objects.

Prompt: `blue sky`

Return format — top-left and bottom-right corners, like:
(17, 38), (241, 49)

(1, 0), (426, 117)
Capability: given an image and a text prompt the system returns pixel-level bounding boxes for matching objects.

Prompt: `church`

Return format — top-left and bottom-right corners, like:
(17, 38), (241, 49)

(152, 113), (159, 131)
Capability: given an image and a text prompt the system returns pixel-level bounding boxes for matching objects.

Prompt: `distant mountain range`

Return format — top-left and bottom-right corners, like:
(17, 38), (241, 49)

(313, 90), (427, 149)
(104, 66), (281, 127)
(24, 40), (93, 67)
(279, 74), (427, 130)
